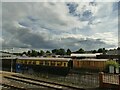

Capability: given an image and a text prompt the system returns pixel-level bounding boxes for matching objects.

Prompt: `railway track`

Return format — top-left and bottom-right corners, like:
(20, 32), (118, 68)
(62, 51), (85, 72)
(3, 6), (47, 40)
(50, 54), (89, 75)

(0, 83), (26, 90)
(4, 76), (61, 90)
(3, 74), (85, 90)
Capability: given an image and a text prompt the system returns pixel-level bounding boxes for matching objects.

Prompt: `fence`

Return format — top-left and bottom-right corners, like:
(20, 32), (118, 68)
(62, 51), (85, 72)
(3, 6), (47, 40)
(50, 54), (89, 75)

(23, 71), (100, 89)
(99, 72), (120, 89)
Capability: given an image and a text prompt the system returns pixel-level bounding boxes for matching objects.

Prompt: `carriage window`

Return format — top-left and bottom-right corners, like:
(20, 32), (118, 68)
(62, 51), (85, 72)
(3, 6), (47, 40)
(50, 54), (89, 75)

(36, 61), (39, 65)
(57, 62), (62, 66)
(40, 61), (43, 65)
(51, 61), (55, 66)
(63, 62), (67, 67)
(45, 61), (49, 66)
(28, 61), (31, 64)
(17, 60), (20, 63)
(24, 61), (27, 64)
(33, 61), (36, 64)
(21, 60), (24, 64)
(30, 61), (33, 64)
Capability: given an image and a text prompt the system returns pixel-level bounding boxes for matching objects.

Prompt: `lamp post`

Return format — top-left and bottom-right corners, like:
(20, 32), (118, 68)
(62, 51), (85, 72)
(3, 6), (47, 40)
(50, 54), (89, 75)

(118, 48), (120, 74)
(117, 47), (120, 74)
(11, 48), (13, 72)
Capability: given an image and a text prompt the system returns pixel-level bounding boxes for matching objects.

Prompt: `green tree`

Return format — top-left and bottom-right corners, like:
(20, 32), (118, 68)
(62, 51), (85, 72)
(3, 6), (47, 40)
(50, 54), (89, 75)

(52, 49), (58, 54)
(58, 48), (65, 55)
(97, 48), (107, 54)
(27, 50), (31, 56)
(98, 48), (103, 53)
(22, 52), (27, 55)
(31, 50), (38, 57)
(40, 50), (44, 56)
(92, 50), (97, 53)
(66, 49), (71, 55)
(76, 48), (85, 53)
(52, 48), (65, 55)
(46, 50), (51, 54)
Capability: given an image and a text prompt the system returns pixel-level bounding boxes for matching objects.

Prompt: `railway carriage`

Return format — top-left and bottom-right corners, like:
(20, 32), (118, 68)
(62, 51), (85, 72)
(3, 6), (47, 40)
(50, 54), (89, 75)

(16, 57), (72, 75)
(73, 59), (108, 71)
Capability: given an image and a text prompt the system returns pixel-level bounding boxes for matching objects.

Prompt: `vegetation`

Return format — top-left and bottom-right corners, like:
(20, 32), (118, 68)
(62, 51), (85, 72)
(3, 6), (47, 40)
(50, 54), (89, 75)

(75, 48), (85, 53)
(105, 60), (119, 72)
(106, 60), (119, 68)
(20, 47), (116, 57)
(52, 48), (65, 55)
(66, 49), (71, 55)
(92, 48), (107, 54)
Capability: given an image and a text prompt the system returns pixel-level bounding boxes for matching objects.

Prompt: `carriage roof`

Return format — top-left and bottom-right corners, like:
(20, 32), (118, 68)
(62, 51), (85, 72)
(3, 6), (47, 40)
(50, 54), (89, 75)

(17, 57), (71, 61)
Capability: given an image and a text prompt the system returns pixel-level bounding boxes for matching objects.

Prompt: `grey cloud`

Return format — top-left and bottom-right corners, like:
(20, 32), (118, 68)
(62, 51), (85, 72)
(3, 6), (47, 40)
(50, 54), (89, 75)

(3, 26), (59, 49)
(61, 37), (115, 51)
(77, 38), (115, 50)
(2, 2), (118, 51)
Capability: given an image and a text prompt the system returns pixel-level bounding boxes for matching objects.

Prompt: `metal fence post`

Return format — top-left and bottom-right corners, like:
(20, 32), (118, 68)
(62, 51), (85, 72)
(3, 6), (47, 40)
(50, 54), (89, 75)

(99, 72), (104, 88)
(118, 74), (120, 90)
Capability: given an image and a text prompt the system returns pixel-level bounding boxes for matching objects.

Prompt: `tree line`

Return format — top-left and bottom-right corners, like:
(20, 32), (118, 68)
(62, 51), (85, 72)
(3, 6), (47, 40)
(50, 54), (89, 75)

(21, 48), (108, 57)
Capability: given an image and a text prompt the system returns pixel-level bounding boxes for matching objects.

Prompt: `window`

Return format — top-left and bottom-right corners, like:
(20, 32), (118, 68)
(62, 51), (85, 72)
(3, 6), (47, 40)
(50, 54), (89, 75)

(40, 61), (43, 65)
(24, 61), (27, 64)
(36, 61), (39, 65)
(62, 62), (67, 67)
(45, 61), (49, 66)
(17, 60), (21, 63)
(28, 61), (31, 64)
(57, 62), (62, 66)
(51, 61), (55, 66)
(33, 61), (36, 64)
(64, 63), (67, 67)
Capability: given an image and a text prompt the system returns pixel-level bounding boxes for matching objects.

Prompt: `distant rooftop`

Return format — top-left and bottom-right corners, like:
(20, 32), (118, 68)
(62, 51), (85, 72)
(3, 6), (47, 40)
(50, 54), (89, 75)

(0, 52), (17, 57)
(107, 49), (120, 55)
(71, 53), (101, 57)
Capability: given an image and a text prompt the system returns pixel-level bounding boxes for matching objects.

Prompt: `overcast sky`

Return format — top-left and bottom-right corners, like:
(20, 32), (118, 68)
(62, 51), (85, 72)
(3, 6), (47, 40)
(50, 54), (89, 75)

(1, 2), (119, 52)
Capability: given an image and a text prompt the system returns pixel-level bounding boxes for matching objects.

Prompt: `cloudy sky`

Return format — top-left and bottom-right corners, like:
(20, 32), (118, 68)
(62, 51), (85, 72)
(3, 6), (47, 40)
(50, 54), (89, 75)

(1, 1), (119, 52)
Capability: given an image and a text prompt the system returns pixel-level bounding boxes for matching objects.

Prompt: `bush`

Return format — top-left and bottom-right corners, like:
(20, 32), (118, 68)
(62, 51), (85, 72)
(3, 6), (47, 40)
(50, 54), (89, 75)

(104, 60), (119, 73)
(106, 60), (119, 68)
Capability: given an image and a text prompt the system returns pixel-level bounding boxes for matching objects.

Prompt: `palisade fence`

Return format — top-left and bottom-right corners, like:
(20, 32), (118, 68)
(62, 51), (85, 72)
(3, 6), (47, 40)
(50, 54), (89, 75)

(23, 71), (120, 89)
(23, 71), (100, 89)
(99, 72), (120, 89)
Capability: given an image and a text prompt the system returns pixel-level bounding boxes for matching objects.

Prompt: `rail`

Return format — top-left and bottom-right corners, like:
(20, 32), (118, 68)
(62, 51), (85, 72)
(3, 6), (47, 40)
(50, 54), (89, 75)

(0, 83), (26, 90)
(10, 74), (85, 90)
(4, 75), (63, 90)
